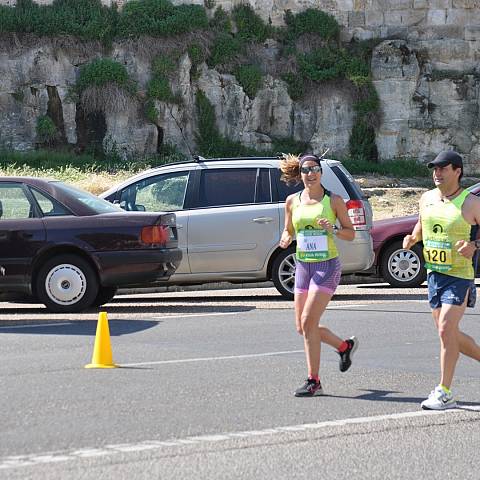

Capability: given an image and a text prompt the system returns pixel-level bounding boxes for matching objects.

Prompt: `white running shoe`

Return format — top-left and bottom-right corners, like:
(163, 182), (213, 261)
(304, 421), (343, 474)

(421, 386), (457, 410)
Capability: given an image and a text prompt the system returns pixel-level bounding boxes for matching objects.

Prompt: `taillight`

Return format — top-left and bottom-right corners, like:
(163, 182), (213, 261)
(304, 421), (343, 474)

(141, 226), (168, 245)
(345, 199), (366, 228)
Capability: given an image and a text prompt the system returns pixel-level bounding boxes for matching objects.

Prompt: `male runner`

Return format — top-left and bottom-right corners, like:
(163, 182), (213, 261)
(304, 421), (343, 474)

(403, 150), (480, 410)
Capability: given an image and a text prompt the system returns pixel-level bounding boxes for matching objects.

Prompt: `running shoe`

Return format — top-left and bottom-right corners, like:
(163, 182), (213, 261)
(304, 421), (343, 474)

(421, 386), (457, 410)
(338, 336), (358, 372)
(294, 378), (323, 397)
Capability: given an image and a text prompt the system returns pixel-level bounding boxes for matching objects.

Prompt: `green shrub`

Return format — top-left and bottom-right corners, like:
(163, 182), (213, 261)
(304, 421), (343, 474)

(284, 8), (340, 42)
(76, 58), (133, 94)
(117, 0), (208, 37)
(147, 77), (178, 103)
(342, 157), (429, 177)
(232, 4), (270, 43)
(353, 83), (380, 116)
(207, 32), (243, 66)
(36, 115), (58, 144)
(145, 99), (158, 123)
(234, 65), (263, 99)
(299, 47), (345, 82)
(209, 6), (231, 32)
(281, 73), (305, 101)
(349, 119), (378, 162)
(0, 0), (116, 43)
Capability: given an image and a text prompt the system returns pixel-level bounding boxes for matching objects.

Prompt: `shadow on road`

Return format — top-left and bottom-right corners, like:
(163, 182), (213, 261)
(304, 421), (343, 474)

(0, 319), (160, 336)
(324, 389), (480, 408)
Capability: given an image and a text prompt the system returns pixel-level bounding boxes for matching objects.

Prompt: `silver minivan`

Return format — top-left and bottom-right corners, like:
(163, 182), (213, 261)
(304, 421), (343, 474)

(101, 156), (374, 299)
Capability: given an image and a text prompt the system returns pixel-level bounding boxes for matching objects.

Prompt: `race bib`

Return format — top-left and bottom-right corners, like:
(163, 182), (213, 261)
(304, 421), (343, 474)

(297, 230), (329, 261)
(423, 239), (452, 272)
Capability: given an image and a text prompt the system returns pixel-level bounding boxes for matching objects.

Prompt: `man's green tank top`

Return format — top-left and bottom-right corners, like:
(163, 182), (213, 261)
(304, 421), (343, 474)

(420, 189), (474, 279)
(292, 190), (339, 262)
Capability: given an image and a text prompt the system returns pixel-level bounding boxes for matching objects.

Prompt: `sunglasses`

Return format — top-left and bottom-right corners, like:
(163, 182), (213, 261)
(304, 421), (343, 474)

(300, 165), (322, 174)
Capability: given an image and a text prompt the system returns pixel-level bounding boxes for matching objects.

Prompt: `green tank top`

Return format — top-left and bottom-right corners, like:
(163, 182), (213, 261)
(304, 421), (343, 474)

(292, 190), (339, 262)
(420, 189), (474, 279)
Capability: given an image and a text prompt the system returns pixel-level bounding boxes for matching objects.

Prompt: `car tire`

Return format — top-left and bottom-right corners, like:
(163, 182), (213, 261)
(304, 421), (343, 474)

(35, 254), (99, 313)
(380, 240), (426, 288)
(92, 286), (118, 308)
(271, 246), (296, 300)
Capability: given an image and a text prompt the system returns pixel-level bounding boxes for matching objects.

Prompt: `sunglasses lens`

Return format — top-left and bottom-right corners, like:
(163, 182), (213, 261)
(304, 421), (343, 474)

(301, 166), (321, 174)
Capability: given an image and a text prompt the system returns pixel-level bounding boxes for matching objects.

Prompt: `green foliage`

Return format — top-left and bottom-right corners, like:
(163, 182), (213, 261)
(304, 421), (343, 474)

(147, 77), (178, 103)
(145, 99), (158, 123)
(284, 8), (340, 42)
(299, 47), (345, 82)
(281, 73), (305, 101)
(269, 137), (310, 156)
(209, 6), (231, 32)
(0, 0), (117, 43)
(234, 65), (263, 99)
(342, 157), (429, 178)
(0, 147), (184, 173)
(232, 4), (270, 43)
(0, 0), (207, 41)
(208, 32), (243, 66)
(187, 43), (206, 67)
(76, 58), (133, 94)
(348, 119), (378, 162)
(353, 83), (380, 116)
(36, 115), (58, 144)
(117, 0), (208, 37)
(146, 53), (181, 106)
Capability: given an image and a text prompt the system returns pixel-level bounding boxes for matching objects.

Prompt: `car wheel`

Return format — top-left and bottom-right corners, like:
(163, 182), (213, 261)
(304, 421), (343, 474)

(271, 246), (296, 300)
(380, 240), (426, 288)
(92, 286), (118, 308)
(35, 254), (99, 313)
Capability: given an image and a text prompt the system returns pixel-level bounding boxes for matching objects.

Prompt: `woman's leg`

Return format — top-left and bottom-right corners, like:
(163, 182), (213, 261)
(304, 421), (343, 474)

(300, 290), (333, 378)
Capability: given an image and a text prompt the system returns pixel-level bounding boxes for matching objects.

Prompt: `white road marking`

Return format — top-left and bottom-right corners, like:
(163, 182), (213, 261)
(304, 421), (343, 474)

(120, 350), (304, 367)
(1, 408), (479, 471)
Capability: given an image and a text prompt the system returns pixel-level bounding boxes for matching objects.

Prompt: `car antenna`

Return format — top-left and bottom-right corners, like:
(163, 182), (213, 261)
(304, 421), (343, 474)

(319, 147), (330, 158)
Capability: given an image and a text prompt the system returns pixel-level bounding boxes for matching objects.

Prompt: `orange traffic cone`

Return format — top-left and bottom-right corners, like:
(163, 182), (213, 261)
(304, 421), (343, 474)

(85, 311), (117, 369)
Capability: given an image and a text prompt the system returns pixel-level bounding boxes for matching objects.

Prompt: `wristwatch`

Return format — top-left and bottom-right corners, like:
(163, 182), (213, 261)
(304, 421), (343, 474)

(474, 239), (480, 249)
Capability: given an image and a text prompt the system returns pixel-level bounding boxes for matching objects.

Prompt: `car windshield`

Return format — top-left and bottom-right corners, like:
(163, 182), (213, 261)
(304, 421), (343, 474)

(53, 182), (121, 214)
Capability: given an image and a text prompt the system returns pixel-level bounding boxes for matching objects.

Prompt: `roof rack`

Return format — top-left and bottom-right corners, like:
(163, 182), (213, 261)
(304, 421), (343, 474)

(192, 155), (282, 163)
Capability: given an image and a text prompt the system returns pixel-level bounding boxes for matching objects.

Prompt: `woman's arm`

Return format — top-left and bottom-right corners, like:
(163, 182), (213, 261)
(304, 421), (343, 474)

(329, 194), (355, 241)
(280, 195), (294, 249)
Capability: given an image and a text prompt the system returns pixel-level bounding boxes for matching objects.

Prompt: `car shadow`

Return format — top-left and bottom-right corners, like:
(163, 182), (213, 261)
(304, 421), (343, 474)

(0, 319), (160, 336)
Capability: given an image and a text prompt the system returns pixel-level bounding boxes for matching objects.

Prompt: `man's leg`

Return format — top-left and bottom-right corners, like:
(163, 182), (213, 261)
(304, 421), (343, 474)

(432, 307), (480, 362)
(436, 296), (468, 389)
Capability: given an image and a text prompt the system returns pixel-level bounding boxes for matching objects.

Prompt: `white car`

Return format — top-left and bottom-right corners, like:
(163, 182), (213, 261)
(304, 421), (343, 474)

(101, 156), (374, 299)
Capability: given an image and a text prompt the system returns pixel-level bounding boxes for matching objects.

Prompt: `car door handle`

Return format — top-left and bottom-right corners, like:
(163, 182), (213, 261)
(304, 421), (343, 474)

(19, 232), (33, 239)
(176, 224), (183, 229)
(252, 217), (273, 224)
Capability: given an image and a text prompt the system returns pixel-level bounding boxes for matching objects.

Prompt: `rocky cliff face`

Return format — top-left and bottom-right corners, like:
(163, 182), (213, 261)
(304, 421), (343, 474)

(1, 0), (480, 173)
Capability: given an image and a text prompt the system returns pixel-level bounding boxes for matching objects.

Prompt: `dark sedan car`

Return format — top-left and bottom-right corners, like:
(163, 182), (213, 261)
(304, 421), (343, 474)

(0, 177), (182, 312)
(359, 182), (480, 287)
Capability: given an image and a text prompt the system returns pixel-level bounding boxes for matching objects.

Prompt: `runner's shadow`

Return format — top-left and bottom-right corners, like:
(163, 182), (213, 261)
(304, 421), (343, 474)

(324, 389), (480, 408)
(324, 389), (426, 403)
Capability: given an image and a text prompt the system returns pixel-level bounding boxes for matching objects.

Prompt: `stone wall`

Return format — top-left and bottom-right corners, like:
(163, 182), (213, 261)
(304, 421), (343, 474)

(1, 1), (480, 172)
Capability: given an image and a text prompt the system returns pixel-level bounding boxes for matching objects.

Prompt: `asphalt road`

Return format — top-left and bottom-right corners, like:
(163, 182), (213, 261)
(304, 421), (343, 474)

(1, 283), (480, 479)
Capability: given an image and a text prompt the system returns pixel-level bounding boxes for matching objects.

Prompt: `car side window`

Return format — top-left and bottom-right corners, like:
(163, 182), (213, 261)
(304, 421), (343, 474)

(256, 168), (271, 203)
(198, 168), (257, 207)
(272, 168), (303, 201)
(30, 188), (71, 217)
(119, 171), (189, 212)
(0, 184), (33, 219)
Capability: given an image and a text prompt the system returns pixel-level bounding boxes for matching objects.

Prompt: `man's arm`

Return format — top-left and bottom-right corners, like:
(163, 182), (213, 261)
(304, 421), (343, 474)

(403, 217), (422, 250)
(456, 194), (480, 259)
